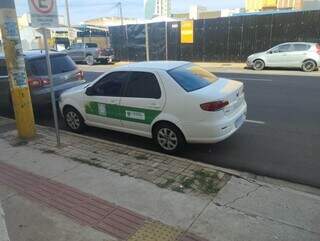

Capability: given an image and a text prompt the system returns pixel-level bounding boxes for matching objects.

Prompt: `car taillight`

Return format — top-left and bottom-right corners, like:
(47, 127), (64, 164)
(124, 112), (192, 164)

(200, 100), (229, 112)
(316, 44), (320, 55)
(75, 70), (84, 80)
(28, 77), (50, 88)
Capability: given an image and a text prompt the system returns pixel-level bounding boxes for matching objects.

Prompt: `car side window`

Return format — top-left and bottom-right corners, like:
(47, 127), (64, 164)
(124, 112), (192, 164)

(293, 44), (310, 51)
(93, 71), (129, 97)
(278, 44), (292, 53)
(124, 72), (161, 99)
(0, 59), (8, 77)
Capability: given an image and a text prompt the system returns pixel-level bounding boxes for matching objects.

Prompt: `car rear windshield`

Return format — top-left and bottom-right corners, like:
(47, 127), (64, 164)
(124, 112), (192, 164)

(167, 64), (218, 92)
(27, 54), (77, 76)
(86, 43), (98, 48)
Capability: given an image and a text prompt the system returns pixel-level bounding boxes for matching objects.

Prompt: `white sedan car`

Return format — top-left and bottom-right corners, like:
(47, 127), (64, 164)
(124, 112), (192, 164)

(59, 61), (247, 153)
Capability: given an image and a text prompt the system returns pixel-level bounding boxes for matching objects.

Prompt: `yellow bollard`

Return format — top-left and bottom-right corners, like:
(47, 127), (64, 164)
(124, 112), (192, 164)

(0, 0), (36, 139)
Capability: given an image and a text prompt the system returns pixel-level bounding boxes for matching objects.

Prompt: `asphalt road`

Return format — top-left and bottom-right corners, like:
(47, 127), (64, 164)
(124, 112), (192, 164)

(1, 70), (320, 188)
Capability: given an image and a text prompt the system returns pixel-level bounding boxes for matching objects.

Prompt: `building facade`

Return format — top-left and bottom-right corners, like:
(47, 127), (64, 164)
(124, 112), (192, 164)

(144, 0), (171, 19)
(302, 0), (320, 10)
(246, 0), (278, 12)
(277, 0), (303, 9)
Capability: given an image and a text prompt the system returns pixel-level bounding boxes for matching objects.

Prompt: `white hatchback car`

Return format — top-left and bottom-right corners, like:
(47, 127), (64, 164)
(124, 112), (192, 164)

(59, 61), (247, 153)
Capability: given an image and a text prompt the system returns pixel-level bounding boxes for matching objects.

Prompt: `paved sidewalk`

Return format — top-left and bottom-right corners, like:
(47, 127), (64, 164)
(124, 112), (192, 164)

(0, 117), (320, 241)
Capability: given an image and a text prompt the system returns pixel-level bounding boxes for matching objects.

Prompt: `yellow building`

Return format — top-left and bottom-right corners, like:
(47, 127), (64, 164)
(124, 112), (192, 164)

(246, 0), (278, 12)
(277, 0), (303, 10)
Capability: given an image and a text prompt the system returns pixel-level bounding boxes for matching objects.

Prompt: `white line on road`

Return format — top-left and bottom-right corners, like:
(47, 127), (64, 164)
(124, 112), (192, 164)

(245, 119), (266, 125)
(235, 77), (273, 82)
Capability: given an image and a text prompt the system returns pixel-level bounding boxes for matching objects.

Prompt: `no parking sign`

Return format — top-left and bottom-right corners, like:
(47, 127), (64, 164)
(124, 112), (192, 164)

(28, 0), (59, 28)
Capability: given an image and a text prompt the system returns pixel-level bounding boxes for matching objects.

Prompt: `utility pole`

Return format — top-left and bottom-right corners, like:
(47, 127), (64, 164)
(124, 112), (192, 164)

(0, 0), (36, 139)
(118, 2), (124, 25)
(145, 23), (150, 61)
(65, 0), (71, 28)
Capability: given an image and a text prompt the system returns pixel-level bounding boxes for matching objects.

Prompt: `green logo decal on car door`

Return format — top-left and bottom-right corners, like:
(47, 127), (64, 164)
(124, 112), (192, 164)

(85, 102), (161, 124)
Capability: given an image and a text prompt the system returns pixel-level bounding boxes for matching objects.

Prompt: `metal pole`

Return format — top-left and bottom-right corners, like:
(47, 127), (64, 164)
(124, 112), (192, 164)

(119, 2), (124, 26)
(65, 0), (71, 28)
(42, 28), (60, 146)
(0, 0), (36, 139)
(145, 23), (150, 61)
(165, 21), (168, 60)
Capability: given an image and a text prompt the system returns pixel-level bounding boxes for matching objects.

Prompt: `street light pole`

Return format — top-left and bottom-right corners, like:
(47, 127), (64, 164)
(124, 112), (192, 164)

(65, 0), (71, 28)
(0, 0), (36, 139)
(118, 2), (124, 26)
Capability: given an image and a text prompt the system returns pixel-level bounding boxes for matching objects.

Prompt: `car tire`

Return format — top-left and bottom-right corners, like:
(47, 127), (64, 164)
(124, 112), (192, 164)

(302, 60), (317, 72)
(63, 106), (86, 133)
(253, 59), (265, 71)
(85, 55), (94, 66)
(153, 123), (186, 154)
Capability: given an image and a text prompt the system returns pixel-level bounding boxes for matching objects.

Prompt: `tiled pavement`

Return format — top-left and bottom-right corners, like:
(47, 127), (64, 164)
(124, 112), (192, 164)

(0, 161), (207, 241)
(0, 117), (230, 197)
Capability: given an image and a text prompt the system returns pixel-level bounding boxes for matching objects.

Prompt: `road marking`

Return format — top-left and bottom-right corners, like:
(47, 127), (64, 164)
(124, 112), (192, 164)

(245, 119), (266, 125)
(235, 77), (273, 82)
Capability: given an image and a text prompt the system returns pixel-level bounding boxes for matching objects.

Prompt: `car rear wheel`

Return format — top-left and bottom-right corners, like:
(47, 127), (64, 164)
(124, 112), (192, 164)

(63, 107), (85, 133)
(253, 59), (265, 71)
(153, 123), (185, 154)
(85, 55), (94, 65)
(302, 60), (317, 72)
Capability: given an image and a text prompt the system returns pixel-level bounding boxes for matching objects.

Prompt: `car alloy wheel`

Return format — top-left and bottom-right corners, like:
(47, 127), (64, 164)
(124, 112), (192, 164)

(157, 128), (178, 151)
(64, 107), (85, 133)
(253, 60), (265, 71)
(86, 55), (94, 65)
(66, 111), (81, 130)
(302, 60), (316, 72)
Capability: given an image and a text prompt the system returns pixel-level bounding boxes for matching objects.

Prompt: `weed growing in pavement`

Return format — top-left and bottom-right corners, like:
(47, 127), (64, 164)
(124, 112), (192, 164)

(134, 154), (148, 160)
(156, 178), (175, 188)
(171, 185), (185, 193)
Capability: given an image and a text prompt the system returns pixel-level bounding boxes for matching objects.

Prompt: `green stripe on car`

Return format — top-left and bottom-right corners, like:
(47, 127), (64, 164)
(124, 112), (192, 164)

(85, 101), (161, 124)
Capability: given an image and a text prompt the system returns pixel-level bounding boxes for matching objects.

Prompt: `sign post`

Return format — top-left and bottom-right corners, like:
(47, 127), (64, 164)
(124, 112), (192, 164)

(0, 0), (36, 139)
(28, 0), (60, 146)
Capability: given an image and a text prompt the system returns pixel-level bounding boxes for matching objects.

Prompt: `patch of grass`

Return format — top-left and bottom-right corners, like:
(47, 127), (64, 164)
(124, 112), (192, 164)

(171, 185), (185, 193)
(70, 157), (103, 168)
(193, 170), (220, 194)
(41, 149), (56, 154)
(156, 178), (175, 189)
(134, 154), (148, 160)
(10, 139), (28, 147)
(180, 177), (195, 189)
(109, 169), (127, 176)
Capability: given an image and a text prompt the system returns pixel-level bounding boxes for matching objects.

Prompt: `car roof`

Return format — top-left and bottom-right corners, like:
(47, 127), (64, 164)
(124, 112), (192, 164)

(279, 42), (317, 45)
(0, 50), (66, 60)
(117, 61), (190, 71)
(23, 50), (66, 60)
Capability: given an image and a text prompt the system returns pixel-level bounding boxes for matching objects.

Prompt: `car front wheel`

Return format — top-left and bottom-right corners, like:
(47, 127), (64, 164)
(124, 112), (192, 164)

(85, 55), (94, 65)
(63, 107), (86, 133)
(153, 123), (185, 154)
(302, 60), (317, 72)
(253, 59), (265, 71)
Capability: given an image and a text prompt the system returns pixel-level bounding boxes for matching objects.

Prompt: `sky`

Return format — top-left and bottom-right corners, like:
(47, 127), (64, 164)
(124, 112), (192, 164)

(15, 0), (245, 24)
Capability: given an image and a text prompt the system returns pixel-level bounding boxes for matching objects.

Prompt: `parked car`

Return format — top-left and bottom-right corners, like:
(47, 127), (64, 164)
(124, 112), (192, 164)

(59, 61), (247, 153)
(65, 43), (114, 65)
(0, 50), (86, 108)
(247, 42), (320, 72)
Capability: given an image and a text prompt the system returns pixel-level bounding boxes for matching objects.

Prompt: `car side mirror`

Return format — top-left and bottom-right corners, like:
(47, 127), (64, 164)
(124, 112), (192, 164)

(85, 86), (96, 96)
(268, 51), (273, 54)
